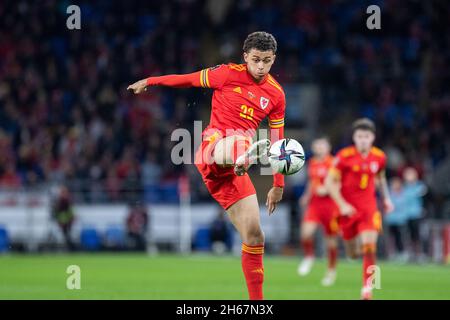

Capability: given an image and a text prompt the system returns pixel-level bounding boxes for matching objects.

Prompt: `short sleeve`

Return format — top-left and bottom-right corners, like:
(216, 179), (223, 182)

(268, 93), (285, 129)
(200, 64), (230, 89)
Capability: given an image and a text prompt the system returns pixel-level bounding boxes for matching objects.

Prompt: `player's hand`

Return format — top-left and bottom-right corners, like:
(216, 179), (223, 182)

(383, 198), (394, 214)
(266, 187), (283, 215)
(338, 201), (356, 216)
(127, 79), (148, 94)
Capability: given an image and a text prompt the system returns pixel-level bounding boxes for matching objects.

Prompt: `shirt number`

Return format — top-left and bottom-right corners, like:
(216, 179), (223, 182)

(360, 173), (369, 189)
(240, 105), (254, 121)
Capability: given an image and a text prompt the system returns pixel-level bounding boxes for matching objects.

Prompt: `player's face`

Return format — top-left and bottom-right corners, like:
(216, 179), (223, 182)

(353, 129), (375, 153)
(403, 167), (418, 183)
(243, 49), (276, 82)
(312, 139), (330, 158)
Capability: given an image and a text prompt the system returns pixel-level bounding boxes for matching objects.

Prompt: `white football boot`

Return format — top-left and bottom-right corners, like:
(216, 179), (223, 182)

(297, 257), (315, 276)
(321, 269), (337, 287)
(361, 285), (373, 300)
(234, 139), (271, 176)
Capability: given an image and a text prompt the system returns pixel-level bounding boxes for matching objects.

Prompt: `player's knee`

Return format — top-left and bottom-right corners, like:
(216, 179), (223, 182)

(243, 226), (265, 245)
(362, 243), (376, 255)
(301, 231), (313, 241)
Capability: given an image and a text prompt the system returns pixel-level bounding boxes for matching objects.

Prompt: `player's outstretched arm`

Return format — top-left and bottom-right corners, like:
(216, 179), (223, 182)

(127, 71), (203, 94)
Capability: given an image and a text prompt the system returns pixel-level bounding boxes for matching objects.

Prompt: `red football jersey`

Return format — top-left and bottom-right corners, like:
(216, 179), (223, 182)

(199, 63), (285, 137)
(332, 146), (386, 211)
(145, 62), (286, 187)
(307, 155), (334, 204)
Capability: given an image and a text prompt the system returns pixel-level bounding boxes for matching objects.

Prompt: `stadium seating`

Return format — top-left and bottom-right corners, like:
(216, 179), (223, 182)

(80, 228), (101, 251)
(104, 226), (126, 250)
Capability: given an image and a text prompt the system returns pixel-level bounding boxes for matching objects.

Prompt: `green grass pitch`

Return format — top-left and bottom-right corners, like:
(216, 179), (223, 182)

(0, 253), (449, 299)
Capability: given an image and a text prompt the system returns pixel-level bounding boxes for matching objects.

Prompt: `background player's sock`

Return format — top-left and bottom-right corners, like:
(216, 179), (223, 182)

(362, 243), (376, 288)
(328, 246), (337, 270)
(241, 243), (264, 300)
(302, 239), (314, 258)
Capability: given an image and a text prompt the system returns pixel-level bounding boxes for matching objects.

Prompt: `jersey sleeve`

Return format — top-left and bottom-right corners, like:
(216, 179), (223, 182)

(145, 64), (230, 89)
(269, 93), (286, 187)
(268, 92), (286, 129)
(199, 64), (230, 89)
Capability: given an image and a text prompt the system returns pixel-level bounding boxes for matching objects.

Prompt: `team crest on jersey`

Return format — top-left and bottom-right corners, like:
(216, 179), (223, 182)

(370, 161), (379, 173)
(260, 96), (269, 109)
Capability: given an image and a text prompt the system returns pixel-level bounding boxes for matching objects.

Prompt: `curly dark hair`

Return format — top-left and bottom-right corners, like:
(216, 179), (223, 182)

(352, 118), (376, 134)
(243, 31), (277, 54)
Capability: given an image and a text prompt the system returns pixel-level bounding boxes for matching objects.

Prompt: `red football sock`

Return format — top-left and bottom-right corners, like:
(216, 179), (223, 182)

(362, 243), (376, 287)
(241, 243), (264, 300)
(302, 239), (314, 258)
(328, 246), (337, 270)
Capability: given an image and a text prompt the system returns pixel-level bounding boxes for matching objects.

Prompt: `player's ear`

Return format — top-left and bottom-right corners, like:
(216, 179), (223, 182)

(243, 52), (248, 63)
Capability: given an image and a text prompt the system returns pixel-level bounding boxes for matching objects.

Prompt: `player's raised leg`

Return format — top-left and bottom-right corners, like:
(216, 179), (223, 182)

(298, 221), (317, 276)
(226, 194), (265, 300)
(212, 135), (271, 174)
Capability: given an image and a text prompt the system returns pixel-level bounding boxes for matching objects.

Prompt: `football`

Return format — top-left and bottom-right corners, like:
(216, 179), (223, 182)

(268, 138), (305, 175)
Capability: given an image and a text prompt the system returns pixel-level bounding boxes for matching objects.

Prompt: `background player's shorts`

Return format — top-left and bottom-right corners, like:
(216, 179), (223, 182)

(338, 208), (382, 240)
(195, 139), (256, 210)
(303, 199), (340, 236)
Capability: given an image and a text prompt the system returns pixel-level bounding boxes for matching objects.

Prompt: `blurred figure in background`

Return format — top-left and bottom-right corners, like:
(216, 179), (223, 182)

(51, 185), (75, 251)
(210, 209), (232, 254)
(126, 202), (149, 251)
(402, 167), (427, 263)
(385, 177), (408, 262)
(298, 137), (339, 287)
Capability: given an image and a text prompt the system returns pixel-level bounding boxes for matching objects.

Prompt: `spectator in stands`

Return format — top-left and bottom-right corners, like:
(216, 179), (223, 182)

(385, 177), (408, 262)
(51, 185), (75, 251)
(126, 202), (149, 251)
(402, 167), (427, 262)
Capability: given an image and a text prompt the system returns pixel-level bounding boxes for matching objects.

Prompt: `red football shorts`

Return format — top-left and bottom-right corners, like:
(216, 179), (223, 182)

(303, 199), (340, 236)
(194, 139), (256, 210)
(338, 208), (382, 240)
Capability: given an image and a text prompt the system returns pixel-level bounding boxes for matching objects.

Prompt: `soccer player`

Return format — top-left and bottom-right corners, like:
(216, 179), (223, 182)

(127, 31), (286, 300)
(297, 137), (339, 287)
(325, 118), (394, 300)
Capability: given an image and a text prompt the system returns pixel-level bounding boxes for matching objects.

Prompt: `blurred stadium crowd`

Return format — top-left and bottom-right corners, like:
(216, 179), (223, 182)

(0, 0), (448, 221)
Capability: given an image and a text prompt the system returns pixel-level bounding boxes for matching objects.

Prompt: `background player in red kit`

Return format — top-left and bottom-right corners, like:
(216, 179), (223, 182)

(326, 118), (394, 300)
(297, 137), (339, 287)
(128, 32), (286, 300)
